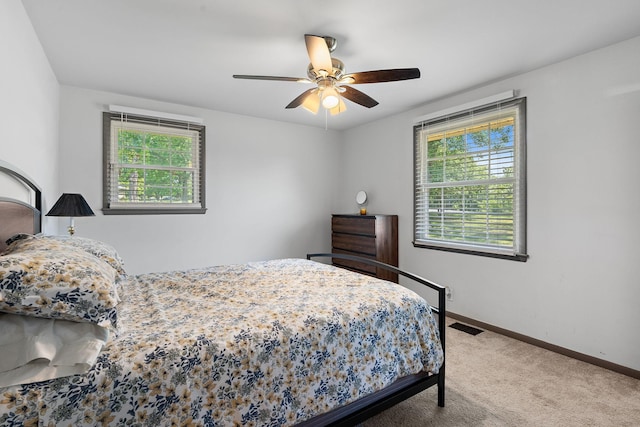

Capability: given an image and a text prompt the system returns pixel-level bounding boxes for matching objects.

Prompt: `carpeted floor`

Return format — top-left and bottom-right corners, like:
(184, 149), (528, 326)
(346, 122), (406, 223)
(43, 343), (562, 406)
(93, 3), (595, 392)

(363, 319), (640, 426)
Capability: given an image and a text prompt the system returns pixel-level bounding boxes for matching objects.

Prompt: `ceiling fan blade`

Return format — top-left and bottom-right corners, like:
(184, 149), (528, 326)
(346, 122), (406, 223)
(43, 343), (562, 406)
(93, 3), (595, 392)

(305, 34), (333, 75)
(342, 68), (421, 84)
(340, 86), (379, 108)
(286, 88), (319, 110)
(329, 97), (347, 116)
(233, 75), (310, 83)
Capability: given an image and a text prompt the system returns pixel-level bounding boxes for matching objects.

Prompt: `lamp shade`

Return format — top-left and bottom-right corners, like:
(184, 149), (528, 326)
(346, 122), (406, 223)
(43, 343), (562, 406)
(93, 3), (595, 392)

(46, 193), (95, 217)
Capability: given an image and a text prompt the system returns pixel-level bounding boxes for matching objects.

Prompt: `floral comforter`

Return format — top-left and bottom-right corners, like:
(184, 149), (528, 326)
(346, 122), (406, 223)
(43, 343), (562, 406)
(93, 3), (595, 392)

(0, 258), (443, 426)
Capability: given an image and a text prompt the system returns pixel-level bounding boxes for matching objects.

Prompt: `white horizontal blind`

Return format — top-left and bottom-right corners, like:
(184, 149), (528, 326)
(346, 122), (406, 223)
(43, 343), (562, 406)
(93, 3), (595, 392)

(108, 104), (204, 124)
(414, 97), (526, 258)
(103, 112), (206, 213)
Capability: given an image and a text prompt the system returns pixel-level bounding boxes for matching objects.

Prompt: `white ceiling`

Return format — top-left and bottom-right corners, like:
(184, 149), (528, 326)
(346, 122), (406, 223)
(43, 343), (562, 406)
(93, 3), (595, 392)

(22, 0), (640, 130)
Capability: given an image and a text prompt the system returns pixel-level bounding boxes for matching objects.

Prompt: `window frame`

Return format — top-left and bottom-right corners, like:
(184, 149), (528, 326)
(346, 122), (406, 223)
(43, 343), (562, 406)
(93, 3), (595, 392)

(102, 111), (206, 215)
(413, 97), (527, 261)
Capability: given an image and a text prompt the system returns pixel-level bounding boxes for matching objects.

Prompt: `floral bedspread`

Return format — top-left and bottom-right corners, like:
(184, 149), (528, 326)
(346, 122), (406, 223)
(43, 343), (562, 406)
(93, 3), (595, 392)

(0, 259), (443, 426)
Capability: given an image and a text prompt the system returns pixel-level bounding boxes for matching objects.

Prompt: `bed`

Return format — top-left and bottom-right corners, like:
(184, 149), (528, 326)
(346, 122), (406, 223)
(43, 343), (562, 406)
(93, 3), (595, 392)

(0, 161), (445, 426)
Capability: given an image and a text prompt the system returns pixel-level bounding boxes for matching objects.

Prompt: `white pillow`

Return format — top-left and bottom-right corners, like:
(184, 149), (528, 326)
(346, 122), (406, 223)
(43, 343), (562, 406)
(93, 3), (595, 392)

(0, 313), (109, 387)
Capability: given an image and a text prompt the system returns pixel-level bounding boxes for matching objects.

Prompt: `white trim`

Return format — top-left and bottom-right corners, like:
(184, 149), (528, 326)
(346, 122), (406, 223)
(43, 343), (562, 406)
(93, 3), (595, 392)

(108, 105), (203, 124)
(413, 90), (515, 124)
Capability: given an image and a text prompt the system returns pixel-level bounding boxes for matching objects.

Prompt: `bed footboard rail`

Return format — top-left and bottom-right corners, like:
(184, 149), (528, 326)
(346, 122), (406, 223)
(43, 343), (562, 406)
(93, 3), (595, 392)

(306, 253), (446, 409)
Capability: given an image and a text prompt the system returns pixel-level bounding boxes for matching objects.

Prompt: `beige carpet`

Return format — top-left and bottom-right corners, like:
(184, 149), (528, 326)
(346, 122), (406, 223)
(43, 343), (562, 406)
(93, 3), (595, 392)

(364, 319), (640, 426)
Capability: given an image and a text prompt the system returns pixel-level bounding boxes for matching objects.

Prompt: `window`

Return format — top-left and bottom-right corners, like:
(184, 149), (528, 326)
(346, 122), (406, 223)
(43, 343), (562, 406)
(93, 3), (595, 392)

(413, 97), (527, 260)
(103, 111), (206, 215)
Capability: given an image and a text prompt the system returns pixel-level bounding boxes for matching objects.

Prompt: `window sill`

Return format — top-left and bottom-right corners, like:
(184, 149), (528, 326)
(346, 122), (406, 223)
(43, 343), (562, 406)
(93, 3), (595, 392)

(412, 241), (528, 262)
(102, 207), (207, 215)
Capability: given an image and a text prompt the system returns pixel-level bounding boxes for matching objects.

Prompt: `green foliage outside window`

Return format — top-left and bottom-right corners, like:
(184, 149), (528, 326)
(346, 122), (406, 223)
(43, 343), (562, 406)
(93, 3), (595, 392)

(423, 119), (515, 247)
(116, 129), (196, 204)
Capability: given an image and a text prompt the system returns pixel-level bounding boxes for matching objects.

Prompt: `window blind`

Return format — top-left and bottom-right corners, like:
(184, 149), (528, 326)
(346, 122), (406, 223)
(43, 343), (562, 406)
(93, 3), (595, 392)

(413, 97), (527, 260)
(103, 111), (206, 214)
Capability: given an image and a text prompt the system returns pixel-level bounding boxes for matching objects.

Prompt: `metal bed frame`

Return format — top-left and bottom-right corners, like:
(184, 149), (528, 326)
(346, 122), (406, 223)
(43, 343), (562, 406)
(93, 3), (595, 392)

(0, 161), (42, 252)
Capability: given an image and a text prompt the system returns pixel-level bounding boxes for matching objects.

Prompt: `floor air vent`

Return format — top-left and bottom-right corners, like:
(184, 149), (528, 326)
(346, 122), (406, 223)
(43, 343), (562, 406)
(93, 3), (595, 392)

(449, 322), (484, 336)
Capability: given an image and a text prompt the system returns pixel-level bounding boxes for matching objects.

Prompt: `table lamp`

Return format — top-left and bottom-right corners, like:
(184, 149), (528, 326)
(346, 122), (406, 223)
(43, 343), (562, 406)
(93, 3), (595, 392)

(46, 193), (95, 235)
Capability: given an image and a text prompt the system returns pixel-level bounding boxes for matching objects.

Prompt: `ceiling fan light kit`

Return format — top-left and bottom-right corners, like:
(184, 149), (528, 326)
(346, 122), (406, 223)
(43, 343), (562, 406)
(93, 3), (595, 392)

(320, 84), (339, 109)
(233, 34), (420, 116)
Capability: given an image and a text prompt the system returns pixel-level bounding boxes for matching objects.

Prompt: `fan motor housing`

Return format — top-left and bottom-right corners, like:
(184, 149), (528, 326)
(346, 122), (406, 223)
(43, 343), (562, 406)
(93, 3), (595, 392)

(307, 58), (345, 80)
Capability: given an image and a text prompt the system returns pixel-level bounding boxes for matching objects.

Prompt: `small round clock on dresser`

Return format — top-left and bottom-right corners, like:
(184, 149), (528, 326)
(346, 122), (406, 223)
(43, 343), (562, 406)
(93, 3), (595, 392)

(355, 190), (368, 215)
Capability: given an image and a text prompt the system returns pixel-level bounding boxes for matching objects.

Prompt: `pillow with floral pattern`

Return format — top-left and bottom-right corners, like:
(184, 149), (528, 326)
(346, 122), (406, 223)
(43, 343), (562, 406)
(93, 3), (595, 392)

(4, 234), (126, 277)
(0, 243), (119, 332)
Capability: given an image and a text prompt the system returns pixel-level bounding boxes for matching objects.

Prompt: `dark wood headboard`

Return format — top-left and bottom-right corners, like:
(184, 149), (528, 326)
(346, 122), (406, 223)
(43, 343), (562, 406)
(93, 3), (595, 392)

(0, 161), (42, 252)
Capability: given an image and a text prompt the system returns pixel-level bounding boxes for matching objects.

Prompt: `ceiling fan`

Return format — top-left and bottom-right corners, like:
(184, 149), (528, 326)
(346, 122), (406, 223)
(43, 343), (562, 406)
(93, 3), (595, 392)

(233, 34), (421, 116)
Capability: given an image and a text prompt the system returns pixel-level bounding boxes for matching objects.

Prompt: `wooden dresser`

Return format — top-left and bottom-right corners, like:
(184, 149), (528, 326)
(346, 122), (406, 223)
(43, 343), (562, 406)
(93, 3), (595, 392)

(331, 214), (398, 283)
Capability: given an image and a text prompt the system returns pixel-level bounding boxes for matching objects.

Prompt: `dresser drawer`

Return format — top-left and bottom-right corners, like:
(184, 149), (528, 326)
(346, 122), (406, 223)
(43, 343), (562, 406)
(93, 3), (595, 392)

(330, 213), (398, 283)
(332, 216), (376, 236)
(332, 233), (376, 255)
(332, 249), (377, 275)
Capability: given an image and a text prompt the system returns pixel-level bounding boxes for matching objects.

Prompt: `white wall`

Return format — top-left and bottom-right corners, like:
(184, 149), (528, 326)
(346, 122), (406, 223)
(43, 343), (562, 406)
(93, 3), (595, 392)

(0, 0), (60, 232)
(341, 36), (640, 371)
(6, 0), (639, 372)
(56, 87), (342, 274)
